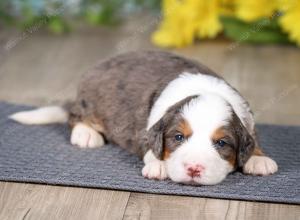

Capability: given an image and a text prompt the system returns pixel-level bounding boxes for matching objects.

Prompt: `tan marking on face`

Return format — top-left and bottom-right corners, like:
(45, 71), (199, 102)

(211, 127), (226, 142)
(178, 119), (193, 138)
(163, 119), (192, 160)
(163, 147), (171, 160)
(211, 127), (236, 167)
(226, 151), (236, 167)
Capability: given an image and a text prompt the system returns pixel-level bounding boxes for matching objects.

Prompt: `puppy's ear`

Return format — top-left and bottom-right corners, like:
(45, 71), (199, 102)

(143, 95), (199, 159)
(234, 115), (255, 167)
(146, 119), (164, 159)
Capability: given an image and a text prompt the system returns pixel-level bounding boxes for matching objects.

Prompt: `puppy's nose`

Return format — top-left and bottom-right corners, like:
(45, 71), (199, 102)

(184, 163), (205, 177)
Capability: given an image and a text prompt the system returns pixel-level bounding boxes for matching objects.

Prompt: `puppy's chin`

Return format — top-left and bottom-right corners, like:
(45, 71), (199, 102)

(167, 168), (229, 186)
(181, 178), (224, 186)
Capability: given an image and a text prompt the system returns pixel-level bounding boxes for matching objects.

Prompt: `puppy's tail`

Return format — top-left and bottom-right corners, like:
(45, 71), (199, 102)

(9, 106), (69, 125)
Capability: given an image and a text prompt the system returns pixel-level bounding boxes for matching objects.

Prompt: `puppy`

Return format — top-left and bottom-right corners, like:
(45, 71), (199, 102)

(10, 50), (278, 185)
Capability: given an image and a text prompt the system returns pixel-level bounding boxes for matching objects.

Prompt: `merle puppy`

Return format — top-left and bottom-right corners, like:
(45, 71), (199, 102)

(10, 50), (278, 185)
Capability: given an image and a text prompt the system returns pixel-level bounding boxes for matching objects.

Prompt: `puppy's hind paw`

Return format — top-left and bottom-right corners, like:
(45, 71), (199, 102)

(142, 161), (168, 180)
(71, 123), (105, 148)
(243, 156), (278, 176)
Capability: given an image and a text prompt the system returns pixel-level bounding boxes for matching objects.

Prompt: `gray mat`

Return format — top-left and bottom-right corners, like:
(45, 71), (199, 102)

(0, 102), (299, 204)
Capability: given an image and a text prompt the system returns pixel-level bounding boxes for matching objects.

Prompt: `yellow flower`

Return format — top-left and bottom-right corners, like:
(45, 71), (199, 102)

(152, 0), (194, 47)
(152, 0), (223, 48)
(277, 0), (296, 11)
(278, 0), (300, 45)
(195, 0), (223, 39)
(235, 0), (276, 22)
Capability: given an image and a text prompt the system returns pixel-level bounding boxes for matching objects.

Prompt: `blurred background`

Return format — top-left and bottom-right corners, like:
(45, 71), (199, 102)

(0, 0), (299, 125)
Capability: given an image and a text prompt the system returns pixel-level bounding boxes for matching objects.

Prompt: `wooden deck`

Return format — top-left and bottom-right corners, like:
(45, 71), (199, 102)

(0, 15), (300, 219)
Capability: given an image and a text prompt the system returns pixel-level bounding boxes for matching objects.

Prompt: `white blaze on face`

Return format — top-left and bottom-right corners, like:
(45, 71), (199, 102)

(165, 94), (234, 185)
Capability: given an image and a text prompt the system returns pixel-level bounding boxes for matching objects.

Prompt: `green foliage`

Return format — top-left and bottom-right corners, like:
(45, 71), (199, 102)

(0, 0), (14, 25)
(47, 17), (71, 34)
(221, 16), (291, 44)
(0, 0), (160, 33)
(84, 0), (123, 25)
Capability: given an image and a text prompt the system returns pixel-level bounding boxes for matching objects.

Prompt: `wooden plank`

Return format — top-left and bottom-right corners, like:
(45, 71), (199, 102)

(123, 193), (300, 220)
(0, 182), (130, 220)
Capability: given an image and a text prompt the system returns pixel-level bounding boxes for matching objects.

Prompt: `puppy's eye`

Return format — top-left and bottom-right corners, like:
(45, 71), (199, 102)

(215, 140), (227, 148)
(175, 134), (184, 142)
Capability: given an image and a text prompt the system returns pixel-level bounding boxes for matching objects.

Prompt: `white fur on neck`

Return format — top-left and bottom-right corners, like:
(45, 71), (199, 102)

(147, 72), (254, 132)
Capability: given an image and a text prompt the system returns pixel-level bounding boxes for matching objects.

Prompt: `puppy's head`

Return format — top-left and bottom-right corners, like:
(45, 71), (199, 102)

(147, 94), (254, 185)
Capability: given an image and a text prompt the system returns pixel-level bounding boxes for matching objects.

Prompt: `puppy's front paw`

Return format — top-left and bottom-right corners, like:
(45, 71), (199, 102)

(142, 161), (168, 180)
(243, 156), (278, 176)
(71, 123), (104, 148)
